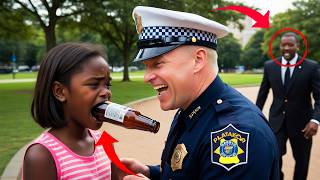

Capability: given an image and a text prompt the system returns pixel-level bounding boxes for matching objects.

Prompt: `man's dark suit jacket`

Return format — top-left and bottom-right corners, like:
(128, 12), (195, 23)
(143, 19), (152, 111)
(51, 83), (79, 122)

(256, 57), (320, 136)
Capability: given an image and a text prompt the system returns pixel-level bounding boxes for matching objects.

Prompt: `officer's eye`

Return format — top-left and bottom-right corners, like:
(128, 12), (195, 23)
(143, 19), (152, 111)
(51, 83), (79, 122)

(155, 61), (164, 67)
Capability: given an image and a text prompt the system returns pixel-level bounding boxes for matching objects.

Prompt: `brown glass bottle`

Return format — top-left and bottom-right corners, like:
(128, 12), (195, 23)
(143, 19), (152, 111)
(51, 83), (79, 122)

(91, 101), (160, 133)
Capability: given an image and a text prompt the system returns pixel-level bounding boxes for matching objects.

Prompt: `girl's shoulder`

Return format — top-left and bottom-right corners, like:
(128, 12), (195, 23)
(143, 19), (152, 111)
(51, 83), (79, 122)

(23, 131), (57, 179)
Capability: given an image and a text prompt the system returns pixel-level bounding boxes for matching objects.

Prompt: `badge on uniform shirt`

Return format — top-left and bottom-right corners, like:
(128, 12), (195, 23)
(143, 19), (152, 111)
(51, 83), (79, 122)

(171, 143), (188, 171)
(211, 124), (249, 171)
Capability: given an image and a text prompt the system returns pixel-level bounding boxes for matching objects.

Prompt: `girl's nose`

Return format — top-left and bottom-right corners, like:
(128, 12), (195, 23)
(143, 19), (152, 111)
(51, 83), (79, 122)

(100, 87), (112, 101)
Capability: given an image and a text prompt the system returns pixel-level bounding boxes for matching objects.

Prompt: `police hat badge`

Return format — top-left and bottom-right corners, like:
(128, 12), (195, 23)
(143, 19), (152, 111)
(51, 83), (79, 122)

(171, 143), (188, 171)
(133, 13), (143, 34)
(211, 124), (249, 171)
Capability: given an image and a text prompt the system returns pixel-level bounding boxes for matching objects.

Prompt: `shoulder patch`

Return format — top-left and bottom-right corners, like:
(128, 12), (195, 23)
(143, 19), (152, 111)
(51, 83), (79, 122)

(211, 124), (249, 171)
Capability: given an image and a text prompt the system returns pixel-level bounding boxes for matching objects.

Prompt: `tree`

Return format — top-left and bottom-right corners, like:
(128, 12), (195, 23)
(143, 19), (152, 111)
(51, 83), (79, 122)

(82, 0), (186, 81)
(241, 30), (267, 69)
(218, 34), (242, 71)
(0, 2), (42, 66)
(262, 0), (320, 62)
(82, 0), (247, 81)
(9, 0), (86, 51)
(0, 2), (33, 41)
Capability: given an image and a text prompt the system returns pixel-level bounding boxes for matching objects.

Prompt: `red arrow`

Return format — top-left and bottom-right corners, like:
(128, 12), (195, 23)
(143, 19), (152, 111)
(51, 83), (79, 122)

(96, 131), (141, 177)
(213, 5), (270, 28)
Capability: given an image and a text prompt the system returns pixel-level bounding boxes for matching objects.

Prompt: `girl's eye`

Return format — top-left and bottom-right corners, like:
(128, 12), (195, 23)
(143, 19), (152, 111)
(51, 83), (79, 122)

(89, 83), (99, 87)
(87, 81), (99, 88)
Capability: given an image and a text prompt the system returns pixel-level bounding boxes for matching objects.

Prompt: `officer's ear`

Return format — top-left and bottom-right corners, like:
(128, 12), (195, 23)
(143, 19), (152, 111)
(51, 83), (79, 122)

(193, 48), (207, 73)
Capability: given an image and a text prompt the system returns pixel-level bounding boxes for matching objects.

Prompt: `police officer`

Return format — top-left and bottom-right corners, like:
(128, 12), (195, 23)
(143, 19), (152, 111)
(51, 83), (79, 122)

(119, 6), (280, 180)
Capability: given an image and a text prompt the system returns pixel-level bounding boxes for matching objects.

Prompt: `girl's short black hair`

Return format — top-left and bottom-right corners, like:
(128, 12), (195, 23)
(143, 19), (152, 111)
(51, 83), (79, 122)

(31, 42), (107, 129)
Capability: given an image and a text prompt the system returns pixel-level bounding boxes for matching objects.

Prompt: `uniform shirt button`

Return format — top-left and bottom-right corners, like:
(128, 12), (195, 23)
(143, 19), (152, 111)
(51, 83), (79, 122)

(283, 111), (286, 114)
(217, 99), (223, 104)
(284, 99), (288, 102)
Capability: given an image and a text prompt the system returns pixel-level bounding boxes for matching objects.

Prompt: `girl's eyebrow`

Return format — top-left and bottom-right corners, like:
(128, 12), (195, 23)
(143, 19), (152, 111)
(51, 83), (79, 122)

(86, 75), (112, 81)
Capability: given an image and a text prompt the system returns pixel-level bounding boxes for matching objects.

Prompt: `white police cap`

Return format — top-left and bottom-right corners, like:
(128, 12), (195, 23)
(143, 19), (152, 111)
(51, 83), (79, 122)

(132, 6), (229, 62)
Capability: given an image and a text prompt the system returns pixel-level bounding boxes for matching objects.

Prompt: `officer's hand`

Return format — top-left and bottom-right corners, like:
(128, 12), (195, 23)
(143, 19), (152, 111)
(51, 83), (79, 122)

(121, 158), (150, 177)
(123, 173), (150, 180)
(302, 121), (318, 139)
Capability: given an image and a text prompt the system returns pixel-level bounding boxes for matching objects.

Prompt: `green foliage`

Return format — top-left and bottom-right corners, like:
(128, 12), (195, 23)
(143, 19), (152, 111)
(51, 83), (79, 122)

(218, 34), (242, 70)
(0, 3), (33, 41)
(241, 30), (268, 69)
(1, 0), (248, 73)
(262, 0), (320, 62)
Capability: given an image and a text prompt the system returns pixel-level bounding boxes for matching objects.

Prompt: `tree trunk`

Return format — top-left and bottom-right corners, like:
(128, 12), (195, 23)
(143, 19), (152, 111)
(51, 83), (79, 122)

(122, 25), (131, 82)
(44, 25), (56, 51)
(122, 48), (130, 82)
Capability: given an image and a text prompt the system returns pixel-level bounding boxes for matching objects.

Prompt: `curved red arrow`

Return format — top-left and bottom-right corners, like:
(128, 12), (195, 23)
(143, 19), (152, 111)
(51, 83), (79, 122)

(96, 131), (141, 177)
(213, 5), (270, 28)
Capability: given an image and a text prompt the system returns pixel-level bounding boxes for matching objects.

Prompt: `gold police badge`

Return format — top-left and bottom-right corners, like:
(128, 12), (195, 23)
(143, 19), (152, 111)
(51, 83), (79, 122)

(133, 13), (143, 34)
(171, 143), (188, 171)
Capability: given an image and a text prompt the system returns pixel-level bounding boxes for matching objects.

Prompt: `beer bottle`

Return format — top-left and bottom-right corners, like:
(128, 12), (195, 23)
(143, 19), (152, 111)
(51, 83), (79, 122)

(92, 101), (160, 133)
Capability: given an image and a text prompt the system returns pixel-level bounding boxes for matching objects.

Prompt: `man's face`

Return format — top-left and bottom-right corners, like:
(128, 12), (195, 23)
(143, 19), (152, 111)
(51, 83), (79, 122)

(143, 46), (196, 111)
(280, 36), (299, 61)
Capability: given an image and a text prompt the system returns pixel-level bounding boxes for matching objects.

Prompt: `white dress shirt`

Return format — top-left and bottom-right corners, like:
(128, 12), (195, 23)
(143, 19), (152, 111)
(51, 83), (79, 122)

(281, 53), (298, 84)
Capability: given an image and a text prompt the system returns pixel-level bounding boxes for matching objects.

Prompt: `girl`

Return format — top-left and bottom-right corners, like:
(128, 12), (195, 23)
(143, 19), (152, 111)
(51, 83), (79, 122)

(23, 43), (113, 180)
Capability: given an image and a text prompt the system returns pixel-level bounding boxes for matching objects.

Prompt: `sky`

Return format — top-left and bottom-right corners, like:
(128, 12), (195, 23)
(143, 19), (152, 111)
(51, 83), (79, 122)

(226, 0), (296, 16)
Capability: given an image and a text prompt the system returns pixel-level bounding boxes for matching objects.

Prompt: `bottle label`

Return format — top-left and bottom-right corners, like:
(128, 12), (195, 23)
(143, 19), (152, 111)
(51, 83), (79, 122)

(104, 103), (130, 123)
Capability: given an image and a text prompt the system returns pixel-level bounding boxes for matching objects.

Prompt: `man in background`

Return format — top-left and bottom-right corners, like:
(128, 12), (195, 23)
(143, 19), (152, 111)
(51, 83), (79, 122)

(256, 32), (320, 180)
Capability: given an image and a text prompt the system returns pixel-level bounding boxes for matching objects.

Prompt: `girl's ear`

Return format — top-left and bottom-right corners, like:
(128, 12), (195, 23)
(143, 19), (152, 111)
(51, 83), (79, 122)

(52, 81), (67, 102)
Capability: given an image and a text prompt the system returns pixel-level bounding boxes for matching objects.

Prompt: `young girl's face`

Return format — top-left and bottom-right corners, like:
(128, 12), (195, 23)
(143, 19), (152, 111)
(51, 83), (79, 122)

(63, 56), (111, 130)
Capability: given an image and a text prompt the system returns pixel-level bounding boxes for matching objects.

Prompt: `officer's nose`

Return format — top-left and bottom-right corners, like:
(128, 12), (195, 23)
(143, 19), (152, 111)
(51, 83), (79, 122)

(144, 69), (156, 83)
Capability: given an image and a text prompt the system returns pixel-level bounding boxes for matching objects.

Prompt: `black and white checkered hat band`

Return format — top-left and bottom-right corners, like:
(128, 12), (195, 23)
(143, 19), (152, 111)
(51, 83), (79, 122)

(139, 26), (217, 44)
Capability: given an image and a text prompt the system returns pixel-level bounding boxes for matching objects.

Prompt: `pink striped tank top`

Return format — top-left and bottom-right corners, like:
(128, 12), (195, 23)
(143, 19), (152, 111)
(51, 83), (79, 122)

(24, 130), (111, 180)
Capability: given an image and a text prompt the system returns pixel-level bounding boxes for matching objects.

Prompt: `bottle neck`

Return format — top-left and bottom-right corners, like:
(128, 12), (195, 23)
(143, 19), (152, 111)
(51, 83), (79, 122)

(136, 115), (160, 133)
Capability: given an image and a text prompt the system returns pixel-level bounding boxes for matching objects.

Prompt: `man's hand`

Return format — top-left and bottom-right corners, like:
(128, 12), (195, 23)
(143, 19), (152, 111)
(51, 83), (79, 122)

(302, 121), (318, 139)
(112, 158), (150, 180)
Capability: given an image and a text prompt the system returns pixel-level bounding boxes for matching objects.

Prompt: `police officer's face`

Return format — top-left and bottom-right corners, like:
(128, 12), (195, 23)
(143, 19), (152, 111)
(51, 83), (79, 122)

(280, 36), (299, 61)
(143, 46), (196, 111)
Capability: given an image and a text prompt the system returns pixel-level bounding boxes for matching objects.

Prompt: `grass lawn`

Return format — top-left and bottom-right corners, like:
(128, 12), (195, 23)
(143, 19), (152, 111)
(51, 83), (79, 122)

(0, 73), (262, 175)
(220, 73), (262, 86)
(0, 72), (38, 80)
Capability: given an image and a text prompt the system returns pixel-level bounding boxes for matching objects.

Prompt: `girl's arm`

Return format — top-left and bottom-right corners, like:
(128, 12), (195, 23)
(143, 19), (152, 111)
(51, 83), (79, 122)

(23, 144), (57, 180)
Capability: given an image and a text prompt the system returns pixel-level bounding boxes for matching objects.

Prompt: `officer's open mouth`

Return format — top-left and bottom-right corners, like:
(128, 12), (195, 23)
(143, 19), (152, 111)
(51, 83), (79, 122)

(154, 84), (168, 94)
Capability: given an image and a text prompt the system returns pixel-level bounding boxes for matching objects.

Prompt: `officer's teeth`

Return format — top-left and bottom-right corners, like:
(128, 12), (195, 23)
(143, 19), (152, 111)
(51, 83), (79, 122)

(154, 84), (168, 90)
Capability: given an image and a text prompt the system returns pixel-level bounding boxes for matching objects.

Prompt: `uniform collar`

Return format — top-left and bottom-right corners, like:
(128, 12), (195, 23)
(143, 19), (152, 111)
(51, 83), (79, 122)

(179, 75), (225, 131)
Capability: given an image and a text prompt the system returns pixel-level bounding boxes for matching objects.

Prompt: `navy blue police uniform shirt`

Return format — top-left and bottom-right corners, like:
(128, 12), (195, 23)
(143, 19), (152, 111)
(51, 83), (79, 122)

(149, 76), (280, 180)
